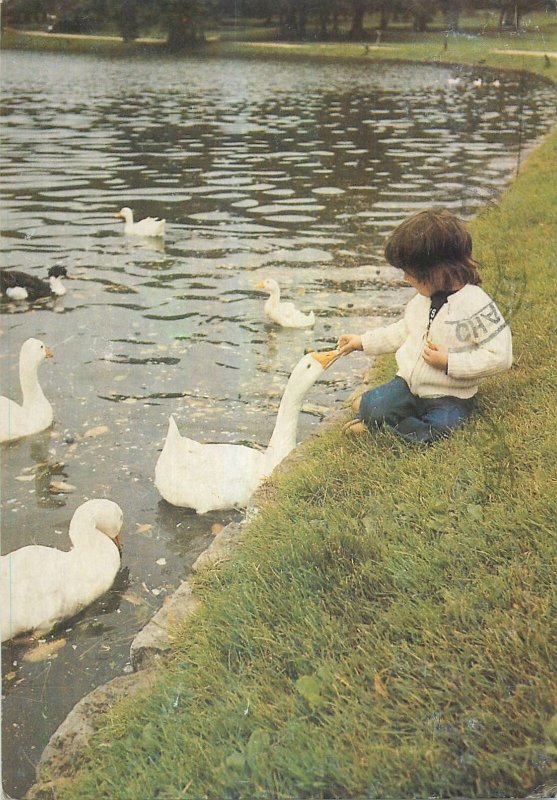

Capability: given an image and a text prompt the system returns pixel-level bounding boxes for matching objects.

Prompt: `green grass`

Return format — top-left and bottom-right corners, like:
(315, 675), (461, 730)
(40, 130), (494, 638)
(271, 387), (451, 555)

(10, 19), (555, 800)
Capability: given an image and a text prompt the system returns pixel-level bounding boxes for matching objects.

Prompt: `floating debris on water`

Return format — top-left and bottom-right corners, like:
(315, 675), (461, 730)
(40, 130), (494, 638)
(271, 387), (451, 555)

(22, 638), (67, 663)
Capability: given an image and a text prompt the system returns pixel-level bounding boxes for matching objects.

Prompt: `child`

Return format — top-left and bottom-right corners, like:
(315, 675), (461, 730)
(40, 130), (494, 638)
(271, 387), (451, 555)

(337, 209), (512, 443)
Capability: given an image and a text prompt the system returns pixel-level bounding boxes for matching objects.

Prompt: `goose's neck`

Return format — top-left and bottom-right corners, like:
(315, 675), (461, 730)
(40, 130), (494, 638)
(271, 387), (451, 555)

(49, 276), (66, 296)
(20, 357), (48, 411)
(68, 513), (116, 558)
(264, 376), (305, 470)
(267, 285), (280, 308)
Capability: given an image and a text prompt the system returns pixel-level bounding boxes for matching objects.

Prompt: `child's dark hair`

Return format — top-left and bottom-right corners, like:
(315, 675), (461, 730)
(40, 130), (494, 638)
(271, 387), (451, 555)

(384, 209), (482, 290)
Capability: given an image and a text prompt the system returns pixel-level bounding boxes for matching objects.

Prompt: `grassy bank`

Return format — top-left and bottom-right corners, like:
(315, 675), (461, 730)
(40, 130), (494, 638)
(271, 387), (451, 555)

(46, 70), (557, 800)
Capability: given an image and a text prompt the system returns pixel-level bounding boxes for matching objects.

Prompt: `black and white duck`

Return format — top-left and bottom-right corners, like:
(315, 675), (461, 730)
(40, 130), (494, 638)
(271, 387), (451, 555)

(0, 265), (69, 301)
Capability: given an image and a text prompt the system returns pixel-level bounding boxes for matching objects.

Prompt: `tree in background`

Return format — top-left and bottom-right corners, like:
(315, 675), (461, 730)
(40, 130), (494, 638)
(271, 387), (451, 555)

(349, 0), (367, 38)
(440, 0), (462, 29)
(490, 0), (550, 31)
(120, 0), (138, 40)
(403, 0), (438, 30)
(4, 0), (555, 39)
(163, 0), (217, 48)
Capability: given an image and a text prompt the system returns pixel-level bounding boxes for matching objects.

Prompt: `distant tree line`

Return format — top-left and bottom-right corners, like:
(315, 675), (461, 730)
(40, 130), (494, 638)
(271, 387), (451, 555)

(4, 0), (555, 48)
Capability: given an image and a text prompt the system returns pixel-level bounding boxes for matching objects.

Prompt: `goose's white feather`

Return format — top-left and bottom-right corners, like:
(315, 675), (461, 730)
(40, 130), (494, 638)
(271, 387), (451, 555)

(115, 207), (166, 238)
(1, 499), (123, 642)
(155, 350), (339, 513)
(0, 338), (53, 443)
(257, 278), (315, 328)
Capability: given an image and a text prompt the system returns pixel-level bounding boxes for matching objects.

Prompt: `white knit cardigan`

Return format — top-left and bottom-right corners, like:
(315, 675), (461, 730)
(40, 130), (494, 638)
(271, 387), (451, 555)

(361, 284), (513, 399)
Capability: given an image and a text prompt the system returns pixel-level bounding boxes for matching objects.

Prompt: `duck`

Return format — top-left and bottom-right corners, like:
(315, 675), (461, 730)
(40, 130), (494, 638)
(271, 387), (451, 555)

(0, 338), (54, 443)
(447, 76), (461, 86)
(1, 499), (123, 642)
(473, 77), (483, 87)
(0, 265), (69, 301)
(115, 207), (166, 238)
(491, 79), (501, 87)
(256, 278), (315, 328)
(155, 349), (340, 513)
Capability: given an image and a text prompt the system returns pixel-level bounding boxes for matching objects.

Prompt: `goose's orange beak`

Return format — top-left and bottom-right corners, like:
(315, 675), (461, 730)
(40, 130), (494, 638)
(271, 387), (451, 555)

(45, 347), (54, 359)
(114, 533), (123, 554)
(255, 281), (265, 289)
(114, 212), (123, 219)
(310, 350), (341, 370)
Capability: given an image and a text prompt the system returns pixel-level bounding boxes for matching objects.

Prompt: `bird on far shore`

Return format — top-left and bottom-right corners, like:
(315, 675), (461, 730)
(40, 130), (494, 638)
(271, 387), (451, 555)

(0, 265), (69, 301)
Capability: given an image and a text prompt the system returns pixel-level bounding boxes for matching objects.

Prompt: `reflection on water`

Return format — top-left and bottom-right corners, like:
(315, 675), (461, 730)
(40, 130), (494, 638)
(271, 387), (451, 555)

(1, 50), (555, 796)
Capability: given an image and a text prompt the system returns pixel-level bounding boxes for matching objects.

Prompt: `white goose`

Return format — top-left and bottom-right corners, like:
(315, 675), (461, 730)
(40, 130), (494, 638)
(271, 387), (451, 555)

(155, 350), (340, 513)
(0, 338), (54, 444)
(256, 278), (315, 328)
(115, 207), (166, 238)
(1, 499), (123, 642)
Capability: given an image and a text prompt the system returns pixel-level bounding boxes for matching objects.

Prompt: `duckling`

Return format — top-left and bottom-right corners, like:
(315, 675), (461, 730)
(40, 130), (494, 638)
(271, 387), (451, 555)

(0, 265), (68, 301)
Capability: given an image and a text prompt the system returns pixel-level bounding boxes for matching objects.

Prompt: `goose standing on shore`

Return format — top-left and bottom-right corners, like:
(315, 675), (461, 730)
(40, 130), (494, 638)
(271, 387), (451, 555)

(0, 338), (54, 443)
(155, 350), (340, 513)
(115, 207), (166, 238)
(0, 265), (69, 301)
(256, 278), (315, 328)
(1, 500), (123, 642)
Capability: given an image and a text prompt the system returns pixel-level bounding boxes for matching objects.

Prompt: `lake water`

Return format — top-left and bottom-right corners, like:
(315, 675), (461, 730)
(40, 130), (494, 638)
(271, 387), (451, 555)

(1, 49), (555, 797)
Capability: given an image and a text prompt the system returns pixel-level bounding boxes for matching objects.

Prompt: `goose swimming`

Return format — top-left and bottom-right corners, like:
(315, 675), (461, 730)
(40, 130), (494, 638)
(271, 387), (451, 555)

(1, 499), (123, 642)
(155, 350), (340, 513)
(0, 266), (69, 301)
(115, 207), (166, 238)
(256, 278), (315, 328)
(0, 338), (54, 443)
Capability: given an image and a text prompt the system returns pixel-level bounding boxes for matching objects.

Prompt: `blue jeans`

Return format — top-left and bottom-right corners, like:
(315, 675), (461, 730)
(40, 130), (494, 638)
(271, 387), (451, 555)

(358, 376), (475, 444)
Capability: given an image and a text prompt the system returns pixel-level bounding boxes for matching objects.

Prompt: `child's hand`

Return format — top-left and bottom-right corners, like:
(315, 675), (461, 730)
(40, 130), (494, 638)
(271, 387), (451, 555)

(336, 334), (363, 356)
(423, 340), (448, 371)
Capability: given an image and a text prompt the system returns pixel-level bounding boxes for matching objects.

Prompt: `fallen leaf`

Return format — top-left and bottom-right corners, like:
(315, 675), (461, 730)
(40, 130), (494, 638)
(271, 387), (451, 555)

(23, 638), (66, 663)
(211, 523), (224, 536)
(156, 558), (167, 566)
(121, 592), (145, 607)
(135, 523), (153, 534)
(84, 425), (109, 438)
(15, 475), (35, 482)
(5, 672), (17, 681)
(49, 481), (76, 494)
(123, 398), (137, 405)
